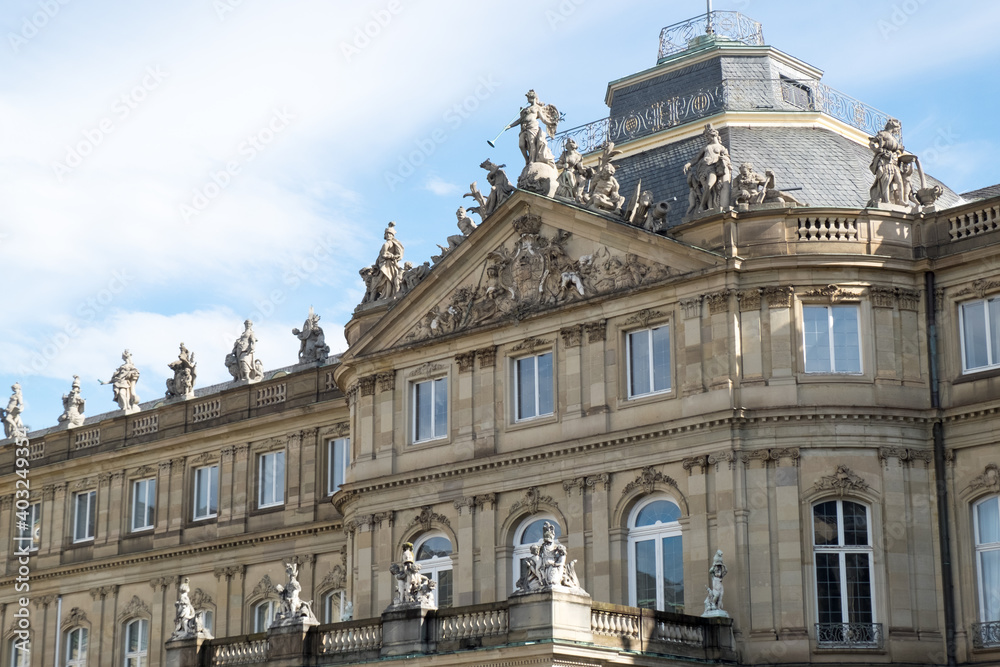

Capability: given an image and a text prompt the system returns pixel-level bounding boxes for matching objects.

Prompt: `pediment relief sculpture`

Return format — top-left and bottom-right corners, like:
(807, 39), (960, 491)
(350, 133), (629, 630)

(400, 215), (673, 345)
(814, 465), (869, 497)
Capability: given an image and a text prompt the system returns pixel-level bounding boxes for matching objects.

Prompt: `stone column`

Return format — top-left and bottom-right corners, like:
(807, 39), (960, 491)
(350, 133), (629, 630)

(168, 457), (187, 535)
(0, 497), (10, 563)
(475, 347), (497, 457)
(706, 290), (734, 390)
(561, 326), (584, 419)
(679, 298), (704, 395)
(774, 453), (804, 637)
(476, 494), (497, 603)
(743, 454), (775, 636)
(149, 577), (172, 667)
(297, 429), (319, 511)
(375, 372), (395, 469)
(764, 287), (794, 384)
(582, 320), (608, 414)
(51, 483), (68, 556)
(95, 472), (113, 549)
(155, 462), (172, 538)
(588, 475), (611, 602)
(683, 457), (710, 601)
(285, 432), (303, 517)
(106, 472), (125, 545)
(872, 289), (898, 381)
(881, 452), (915, 631)
(354, 519), (375, 618)
(226, 445), (250, 533)
(738, 289), (763, 383)
(453, 498), (476, 607)
(40, 485), (58, 559)
(33, 595), (55, 667)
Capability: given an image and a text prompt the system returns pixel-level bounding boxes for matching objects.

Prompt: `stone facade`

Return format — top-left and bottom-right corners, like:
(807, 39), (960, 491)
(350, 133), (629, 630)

(1, 11), (999, 667)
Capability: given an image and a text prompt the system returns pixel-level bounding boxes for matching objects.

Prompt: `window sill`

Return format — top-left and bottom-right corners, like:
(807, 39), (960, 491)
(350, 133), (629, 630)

(509, 412), (557, 431)
(72, 538), (94, 545)
(954, 366), (1000, 384)
(796, 371), (871, 384)
(191, 515), (218, 524)
(130, 526), (154, 534)
(621, 388), (674, 408)
(252, 503), (285, 515)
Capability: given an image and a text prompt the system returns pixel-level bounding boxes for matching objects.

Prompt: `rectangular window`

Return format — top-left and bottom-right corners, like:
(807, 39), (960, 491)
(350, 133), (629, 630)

(193, 465), (218, 520)
(15, 502), (40, 552)
(412, 378), (447, 442)
(328, 438), (350, 495)
(73, 490), (96, 543)
(803, 305), (861, 374)
(627, 325), (671, 397)
(515, 352), (554, 421)
(131, 478), (156, 532)
(258, 451), (285, 508)
(961, 298), (1000, 373)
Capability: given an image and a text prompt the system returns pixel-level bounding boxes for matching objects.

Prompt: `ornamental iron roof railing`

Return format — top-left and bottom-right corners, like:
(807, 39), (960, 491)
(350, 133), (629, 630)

(658, 11), (764, 60)
(973, 620), (1000, 648)
(815, 622), (883, 649)
(554, 78), (896, 155)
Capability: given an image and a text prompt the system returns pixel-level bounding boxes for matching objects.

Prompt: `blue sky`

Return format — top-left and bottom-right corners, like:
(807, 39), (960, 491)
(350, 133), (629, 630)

(2, 0), (999, 429)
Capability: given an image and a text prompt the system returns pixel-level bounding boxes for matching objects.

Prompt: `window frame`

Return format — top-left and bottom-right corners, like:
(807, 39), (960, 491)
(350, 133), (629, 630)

(65, 626), (88, 667)
(801, 303), (863, 375)
(72, 489), (97, 543)
(626, 496), (684, 612)
(8, 638), (28, 667)
(974, 495), (1000, 625)
(253, 600), (278, 633)
(15, 501), (40, 552)
(414, 531), (454, 608)
(327, 437), (350, 496)
(411, 377), (448, 444)
(192, 465), (219, 521)
(625, 323), (672, 399)
(122, 618), (148, 667)
(512, 514), (561, 591)
(323, 590), (346, 624)
(257, 449), (286, 509)
(959, 297), (1000, 374)
(513, 351), (555, 422)
(811, 499), (878, 646)
(130, 478), (156, 533)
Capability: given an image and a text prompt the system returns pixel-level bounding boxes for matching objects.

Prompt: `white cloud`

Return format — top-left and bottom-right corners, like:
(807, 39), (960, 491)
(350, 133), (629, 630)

(425, 176), (460, 197)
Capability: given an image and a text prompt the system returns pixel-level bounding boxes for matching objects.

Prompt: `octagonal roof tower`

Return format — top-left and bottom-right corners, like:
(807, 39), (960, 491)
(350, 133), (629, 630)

(553, 11), (962, 229)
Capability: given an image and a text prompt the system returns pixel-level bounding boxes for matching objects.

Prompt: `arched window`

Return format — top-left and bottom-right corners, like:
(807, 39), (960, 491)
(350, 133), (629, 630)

(123, 619), (148, 667)
(253, 600), (278, 633)
(66, 627), (88, 667)
(323, 590), (347, 624)
(8, 638), (28, 667)
(974, 495), (1000, 643)
(199, 609), (214, 636)
(627, 497), (683, 611)
(813, 499), (878, 648)
(414, 532), (454, 607)
(513, 515), (561, 590)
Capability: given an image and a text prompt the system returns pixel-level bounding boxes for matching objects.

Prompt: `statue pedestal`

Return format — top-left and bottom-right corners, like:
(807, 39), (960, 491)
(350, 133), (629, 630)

(381, 603), (436, 656)
(267, 620), (318, 665)
(507, 589), (593, 644)
(702, 608), (730, 618)
(164, 636), (208, 667)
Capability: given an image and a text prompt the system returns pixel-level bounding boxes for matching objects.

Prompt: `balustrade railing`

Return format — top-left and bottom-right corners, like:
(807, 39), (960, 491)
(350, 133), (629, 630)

(210, 638), (269, 665)
(591, 607), (640, 640)
(658, 11), (765, 59)
(815, 622), (883, 649)
(318, 621), (383, 654)
(554, 78), (894, 155)
(437, 607), (509, 641)
(973, 620), (1000, 648)
(653, 617), (705, 646)
(948, 204), (1000, 240)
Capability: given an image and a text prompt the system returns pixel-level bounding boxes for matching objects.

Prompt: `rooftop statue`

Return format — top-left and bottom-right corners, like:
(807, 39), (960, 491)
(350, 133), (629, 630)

(99, 350), (141, 414)
(400, 260), (431, 295)
(363, 221), (405, 303)
(433, 207), (479, 263)
(554, 138), (591, 204)
(702, 549), (729, 618)
(226, 320), (264, 383)
(584, 142), (626, 214)
(507, 90), (561, 198)
(273, 561), (319, 627)
(292, 307), (330, 364)
(476, 160), (515, 217)
(683, 123), (732, 216)
(165, 343), (197, 399)
(733, 162), (802, 208)
(58, 375), (86, 428)
(1, 383), (25, 439)
(388, 542), (436, 608)
(867, 119), (908, 208)
(171, 577), (212, 640)
(513, 521), (587, 595)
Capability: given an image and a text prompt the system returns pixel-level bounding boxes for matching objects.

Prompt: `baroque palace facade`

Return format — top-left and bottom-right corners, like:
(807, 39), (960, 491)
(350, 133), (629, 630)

(2, 10), (1000, 667)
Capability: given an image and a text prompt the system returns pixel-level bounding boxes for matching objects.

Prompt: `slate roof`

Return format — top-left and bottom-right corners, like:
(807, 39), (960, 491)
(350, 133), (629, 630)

(961, 184), (1000, 202)
(612, 124), (963, 231)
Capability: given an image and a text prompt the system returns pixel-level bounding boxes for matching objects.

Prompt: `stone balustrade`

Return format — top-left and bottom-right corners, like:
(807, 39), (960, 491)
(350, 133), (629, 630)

(208, 636), (269, 665)
(318, 620), (383, 655)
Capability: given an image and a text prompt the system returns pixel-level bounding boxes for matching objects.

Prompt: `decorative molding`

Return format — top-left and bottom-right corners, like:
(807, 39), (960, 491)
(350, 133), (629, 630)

(953, 278), (1000, 301)
(624, 309), (664, 329)
(622, 466), (680, 496)
(149, 576), (177, 591)
(706, 290), (732, 315)
(117, 596), (151, 621)
(739, 447), (800, 467)
(61, 607), (88, 630)
(814, 465), (869, 496)
(191, 451), (216, 465)
(966, 463), (1000, 495)
(359, 375), (376, 396)
(682, 455), (709, 475)
(250, 575), (275, 600)
(585, 473), (611, 492)
(511, 212), (543, 236)
(870, 286), (897, 308)
(372, 511), (395, 528)
(477, 346), (497, 369)
(898, 289), (920, 311)
(510, 487), (557, 516)
(799, 284), (864, 302)
(376, 371), (396, 392)
(32, 595), (55, 609)
(319, 566), (346, 592)
(708, 450), (736, 469)
(406, 363), (446, 379)
(679, 297), (702, 319)
(453, 497), (476, 515)
(560, 326), (583, 348)
(562, 478), (585, 496)
(584, 319), (607, 343)
(42, 485), (56, 501)
(407, 506), (448, 532)
(878, 447), (933, 467)
(71, 477), (95, 491)
(763, 286), (794, 308)
(455, 351), (476, 372)
(190, 588), (214, 609)
(474, 493), (497, 511)
(133, 465), (155, 478)
(737, 289), (762, 312)
(511, 337), (551, 354)
(213, 565), (245, 581)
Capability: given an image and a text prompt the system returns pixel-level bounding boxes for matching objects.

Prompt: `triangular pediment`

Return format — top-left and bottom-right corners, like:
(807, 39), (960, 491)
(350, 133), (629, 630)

(345, 191), (723, 359)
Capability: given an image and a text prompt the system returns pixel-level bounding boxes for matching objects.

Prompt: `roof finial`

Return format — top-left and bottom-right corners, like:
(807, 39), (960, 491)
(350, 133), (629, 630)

(706, 0), (714, 34)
